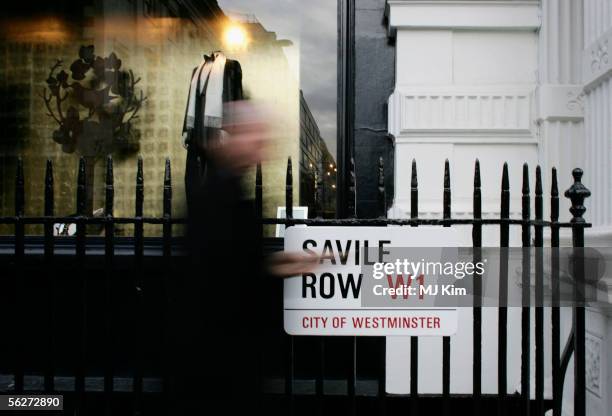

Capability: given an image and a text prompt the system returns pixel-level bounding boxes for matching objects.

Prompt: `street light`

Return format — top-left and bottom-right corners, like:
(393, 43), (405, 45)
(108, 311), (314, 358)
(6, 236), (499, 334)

(224, 24), (248, 50)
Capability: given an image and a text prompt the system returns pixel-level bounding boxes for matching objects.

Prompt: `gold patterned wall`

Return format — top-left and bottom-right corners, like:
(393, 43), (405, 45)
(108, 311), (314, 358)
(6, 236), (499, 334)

(0, 1), (299, 236)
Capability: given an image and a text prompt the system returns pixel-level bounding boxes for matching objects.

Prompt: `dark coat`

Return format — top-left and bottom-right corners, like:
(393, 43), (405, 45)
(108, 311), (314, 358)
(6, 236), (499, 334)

(183, 57), (244, 215)
(169, 161), (264, 414)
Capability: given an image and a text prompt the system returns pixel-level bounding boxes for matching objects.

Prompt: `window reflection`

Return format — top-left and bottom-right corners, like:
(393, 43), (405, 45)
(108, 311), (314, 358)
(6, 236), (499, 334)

(0, 0), (337, 236)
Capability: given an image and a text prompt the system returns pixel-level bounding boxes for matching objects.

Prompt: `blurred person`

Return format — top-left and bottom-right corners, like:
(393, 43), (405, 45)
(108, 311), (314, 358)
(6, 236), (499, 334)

(168, 100), (317, 415)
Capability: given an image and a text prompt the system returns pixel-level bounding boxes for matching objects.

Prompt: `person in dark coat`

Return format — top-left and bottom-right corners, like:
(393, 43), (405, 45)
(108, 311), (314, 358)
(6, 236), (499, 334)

(169, 100), (316, 415)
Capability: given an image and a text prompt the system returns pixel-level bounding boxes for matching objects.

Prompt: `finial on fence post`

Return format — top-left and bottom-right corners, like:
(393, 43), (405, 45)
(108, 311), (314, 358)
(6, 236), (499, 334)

(564, 168), (590, 416)
(564, 168), (591, 224)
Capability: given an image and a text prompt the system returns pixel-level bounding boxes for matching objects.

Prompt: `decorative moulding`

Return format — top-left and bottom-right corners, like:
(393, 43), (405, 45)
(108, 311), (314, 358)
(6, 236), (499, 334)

(388, 86), (536, 138)
(385, 0), (541, 37)
(585, 332), (603, 398)
(584, 27), (612, 90)
(537, 85), (585, 122)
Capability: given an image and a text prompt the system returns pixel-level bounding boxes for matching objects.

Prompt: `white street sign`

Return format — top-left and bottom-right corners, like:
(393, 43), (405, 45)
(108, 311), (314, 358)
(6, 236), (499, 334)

(283, 226), (460, 336)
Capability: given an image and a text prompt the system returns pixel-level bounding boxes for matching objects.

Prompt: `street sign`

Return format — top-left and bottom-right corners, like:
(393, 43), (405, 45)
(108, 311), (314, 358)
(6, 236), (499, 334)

(283, 226), (460, 336)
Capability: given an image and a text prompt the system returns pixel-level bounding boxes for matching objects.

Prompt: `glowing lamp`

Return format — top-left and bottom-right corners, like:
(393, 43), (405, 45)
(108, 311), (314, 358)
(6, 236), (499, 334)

(224, 25), (248, 49)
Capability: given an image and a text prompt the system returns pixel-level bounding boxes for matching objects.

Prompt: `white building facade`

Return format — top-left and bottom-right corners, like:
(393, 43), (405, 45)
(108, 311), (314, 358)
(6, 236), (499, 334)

(384, 1), (612, 414)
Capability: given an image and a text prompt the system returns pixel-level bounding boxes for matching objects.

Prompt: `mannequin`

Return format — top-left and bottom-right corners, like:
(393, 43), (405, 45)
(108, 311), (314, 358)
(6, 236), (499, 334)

(182, 51), (244, 213)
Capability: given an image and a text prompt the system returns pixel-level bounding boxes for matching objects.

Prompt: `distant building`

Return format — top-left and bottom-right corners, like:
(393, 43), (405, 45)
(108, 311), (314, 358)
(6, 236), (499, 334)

(299, 90), (335, 217)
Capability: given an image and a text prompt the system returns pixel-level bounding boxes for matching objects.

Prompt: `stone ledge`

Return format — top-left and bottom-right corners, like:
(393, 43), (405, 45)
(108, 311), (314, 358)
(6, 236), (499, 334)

(386, 0), (541, 36)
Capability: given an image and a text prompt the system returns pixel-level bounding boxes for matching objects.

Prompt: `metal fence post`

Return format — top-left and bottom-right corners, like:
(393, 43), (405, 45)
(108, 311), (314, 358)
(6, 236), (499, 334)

(410, 158), (419, 416)
(44, 160), (55, 392)
(104, 156), (114, 415)
(133, 156), (144, 415)
(535, 166), (544, 416)
(472, 159), (482, 416)
(75, 157), (87, 413)
(14, 157), (25, 393)
(284, 157), (295, 416)
(521, 163), (531, 416)
(550, 168), (561, 416)
(498, 162), (510, 416)
(564, 168), (590, 416)
(442, 159), (451, 416)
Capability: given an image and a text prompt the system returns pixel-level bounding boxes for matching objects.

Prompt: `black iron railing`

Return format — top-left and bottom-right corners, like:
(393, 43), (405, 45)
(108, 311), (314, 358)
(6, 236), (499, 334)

(0, 155), (591, 416)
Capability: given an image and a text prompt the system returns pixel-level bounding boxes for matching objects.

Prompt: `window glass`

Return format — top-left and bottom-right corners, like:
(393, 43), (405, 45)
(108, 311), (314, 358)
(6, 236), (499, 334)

(0, 0), (337, 236)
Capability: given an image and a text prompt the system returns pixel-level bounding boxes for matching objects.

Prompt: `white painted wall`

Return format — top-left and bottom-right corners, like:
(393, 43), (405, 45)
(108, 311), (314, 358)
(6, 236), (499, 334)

(385, 0), (541, 397)
(385, 1), (612, 414)
(388, 26), (539, 220)
(578, 0), (612, 414)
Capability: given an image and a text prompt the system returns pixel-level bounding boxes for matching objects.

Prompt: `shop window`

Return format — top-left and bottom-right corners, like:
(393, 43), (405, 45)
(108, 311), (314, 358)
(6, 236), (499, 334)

(0, 0), (338, 235)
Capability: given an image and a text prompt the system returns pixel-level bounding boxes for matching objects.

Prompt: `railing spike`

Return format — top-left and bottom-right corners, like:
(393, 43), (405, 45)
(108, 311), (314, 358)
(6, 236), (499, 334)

(444, 159), (450, 187)
(137, 156), (144, 183)
(77, 157), (87, 216)
(443, 159), (451, 223)
(45, 160), (54, 217)
(551, 167), (559, 222)
(535, 165), (543, 196)
(135, 156), (144, 217)
(163, 158), (172, 217)
(473, 159), (481, 219)
(411, 159), (418, 223)
(15, 157), (24, 216)
(105, 156), (114, 216)
(377, 156), (386, 218)
(286, 157), (293, 219)
(255, 163), (263, 220)
(502, 162), (509, 191)
(164, 158), (171, 184)
(551, 167), (558, 198)
(522, 163), (530, 195)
